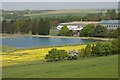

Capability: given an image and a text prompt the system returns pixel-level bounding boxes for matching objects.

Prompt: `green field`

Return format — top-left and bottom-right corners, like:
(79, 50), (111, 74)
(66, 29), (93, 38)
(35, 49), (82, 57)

(24, 9), (107, 18)
(3, 55), (118, 78)
(25, 13), (87, 18)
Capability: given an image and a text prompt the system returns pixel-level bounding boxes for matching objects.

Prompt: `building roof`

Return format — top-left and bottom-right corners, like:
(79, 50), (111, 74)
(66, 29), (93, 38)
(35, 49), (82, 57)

(59, 21), (99, 25)
(99, 20), (119, 24)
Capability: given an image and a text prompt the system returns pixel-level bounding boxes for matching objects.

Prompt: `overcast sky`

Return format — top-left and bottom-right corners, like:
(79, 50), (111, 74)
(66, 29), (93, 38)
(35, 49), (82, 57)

(2, 2), (118, 10)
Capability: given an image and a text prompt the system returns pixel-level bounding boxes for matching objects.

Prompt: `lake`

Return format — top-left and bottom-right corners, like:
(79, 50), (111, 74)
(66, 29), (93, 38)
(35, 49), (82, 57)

(2, 36), (97, 48)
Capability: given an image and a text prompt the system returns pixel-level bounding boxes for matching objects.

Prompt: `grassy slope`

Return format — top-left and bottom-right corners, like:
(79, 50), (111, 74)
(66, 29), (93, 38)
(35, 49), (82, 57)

(3, 55), (118, 78)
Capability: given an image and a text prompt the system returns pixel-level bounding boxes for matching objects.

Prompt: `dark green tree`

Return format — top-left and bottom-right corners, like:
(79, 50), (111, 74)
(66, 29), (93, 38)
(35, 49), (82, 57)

(31, 19), (38, 35)
(94, 25), (107, 37)
(58, 25), (71, 36)
(19, 19), (31, 34)
(2, 20), (8, 33)
(80, 24), (95, 37)
(38, 18), (50, 35)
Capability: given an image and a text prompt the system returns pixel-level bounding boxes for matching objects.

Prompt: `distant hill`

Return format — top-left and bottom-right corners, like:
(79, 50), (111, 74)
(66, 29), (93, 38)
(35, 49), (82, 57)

(24, 9), (107, 18)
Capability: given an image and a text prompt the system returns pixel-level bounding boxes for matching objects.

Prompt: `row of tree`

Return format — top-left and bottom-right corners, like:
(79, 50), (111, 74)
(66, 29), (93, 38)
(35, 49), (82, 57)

(80, 39), (119, 58)
(80, 24), (119, 38)
(57, 24), (119, 38)
(2, 18), (50, 35)
(3, 9), (118, 21)
(2, 9), (118, 35)
(45, 39), (119, 62)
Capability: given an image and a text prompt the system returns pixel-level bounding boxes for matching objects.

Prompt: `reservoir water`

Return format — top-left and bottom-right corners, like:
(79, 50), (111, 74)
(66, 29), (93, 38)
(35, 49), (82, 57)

(2, 36), (97, 48)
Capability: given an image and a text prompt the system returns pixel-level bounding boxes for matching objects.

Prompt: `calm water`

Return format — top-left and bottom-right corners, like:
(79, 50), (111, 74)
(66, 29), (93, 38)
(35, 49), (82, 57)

(2, 36), (97, 48)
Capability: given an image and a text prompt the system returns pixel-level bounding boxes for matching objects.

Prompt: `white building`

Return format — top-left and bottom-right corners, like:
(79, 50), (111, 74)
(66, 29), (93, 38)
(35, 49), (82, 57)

(57, 21), (99, 31)
(99, 20), (119, 30)
(57, 20), (119, 31)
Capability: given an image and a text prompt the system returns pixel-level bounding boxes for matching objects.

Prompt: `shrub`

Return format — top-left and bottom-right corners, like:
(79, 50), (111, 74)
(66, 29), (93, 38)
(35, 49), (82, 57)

(111, 39), (119, 54)
(84, 44), (92, 57)
(45, 48), (68, 62)
(92, 42), (113, 56)
(78, 49), (85, 58)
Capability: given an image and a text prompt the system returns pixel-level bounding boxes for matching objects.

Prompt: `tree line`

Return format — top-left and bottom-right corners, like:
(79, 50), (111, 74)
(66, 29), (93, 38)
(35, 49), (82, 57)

(2, 9), (118, 35)
(2, 18), (50, 35)
(45, 39), (119, 62)
(58, 24), (119, 38)
(80, 24), (119, 38)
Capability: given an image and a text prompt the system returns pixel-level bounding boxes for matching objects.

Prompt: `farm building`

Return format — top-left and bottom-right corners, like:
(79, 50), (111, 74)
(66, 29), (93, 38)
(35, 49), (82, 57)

(99, 20), (119, 30)
(56, 20), (119, 36)
(57, 21), (98, 36)
(57, 21), (99, 31)
(57, 20), (119, 31)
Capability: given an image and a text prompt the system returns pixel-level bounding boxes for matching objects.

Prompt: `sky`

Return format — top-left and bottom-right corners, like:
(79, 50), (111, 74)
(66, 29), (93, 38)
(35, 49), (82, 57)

(1, 2), (119, 10)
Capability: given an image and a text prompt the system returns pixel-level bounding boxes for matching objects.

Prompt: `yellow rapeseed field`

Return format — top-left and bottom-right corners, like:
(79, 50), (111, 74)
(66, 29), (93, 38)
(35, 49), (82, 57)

(2, 45), (86, 66)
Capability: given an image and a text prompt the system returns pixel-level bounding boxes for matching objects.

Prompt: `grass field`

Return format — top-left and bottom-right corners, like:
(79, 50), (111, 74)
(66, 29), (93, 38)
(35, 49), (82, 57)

(24, 9), (107, 18)
(2, 55), (118, 78)
(25, 13), (87, 18)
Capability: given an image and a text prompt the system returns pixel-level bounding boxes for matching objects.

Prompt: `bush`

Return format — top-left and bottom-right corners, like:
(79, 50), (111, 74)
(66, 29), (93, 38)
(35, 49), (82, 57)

(78, 44), (92, 58)
(92, 42), (114, 56)
(111, 39), (119, 54)
(79, 40), (118, 58)
(84, 44), (92, 57)
(45, 48), (68, 62)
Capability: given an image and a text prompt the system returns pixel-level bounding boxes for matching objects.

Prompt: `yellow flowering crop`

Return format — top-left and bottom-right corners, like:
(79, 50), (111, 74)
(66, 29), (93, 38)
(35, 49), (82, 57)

(2, 45), (86, 67)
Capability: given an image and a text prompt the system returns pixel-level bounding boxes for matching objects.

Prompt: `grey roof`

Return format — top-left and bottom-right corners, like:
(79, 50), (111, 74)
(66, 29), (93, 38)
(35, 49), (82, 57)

(99, 20), (119, 24)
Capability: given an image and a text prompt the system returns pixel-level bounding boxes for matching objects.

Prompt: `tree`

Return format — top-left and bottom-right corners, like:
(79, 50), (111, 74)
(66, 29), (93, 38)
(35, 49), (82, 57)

(38, 18), (50, 35)
(94, 25), (107, 37)
(6, 20), (18, 34)
(31, 19), (38, 35)
(58, 25), (71, 36)
(2, 20), (8, 33)
(105, 9), (117, 20)
(19, 19), (31, 34)
(80, 24), (95, 37)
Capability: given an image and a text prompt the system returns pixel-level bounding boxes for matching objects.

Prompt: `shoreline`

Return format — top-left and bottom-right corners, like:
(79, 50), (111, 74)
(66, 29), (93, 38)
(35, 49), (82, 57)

(0, 34), (114, 40)
(32, 35), (114, 40)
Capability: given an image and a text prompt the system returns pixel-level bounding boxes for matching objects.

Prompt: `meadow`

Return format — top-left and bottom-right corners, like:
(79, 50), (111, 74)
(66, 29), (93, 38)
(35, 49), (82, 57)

(2, 55), (118, 78)
(1, 37), (118, 78)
